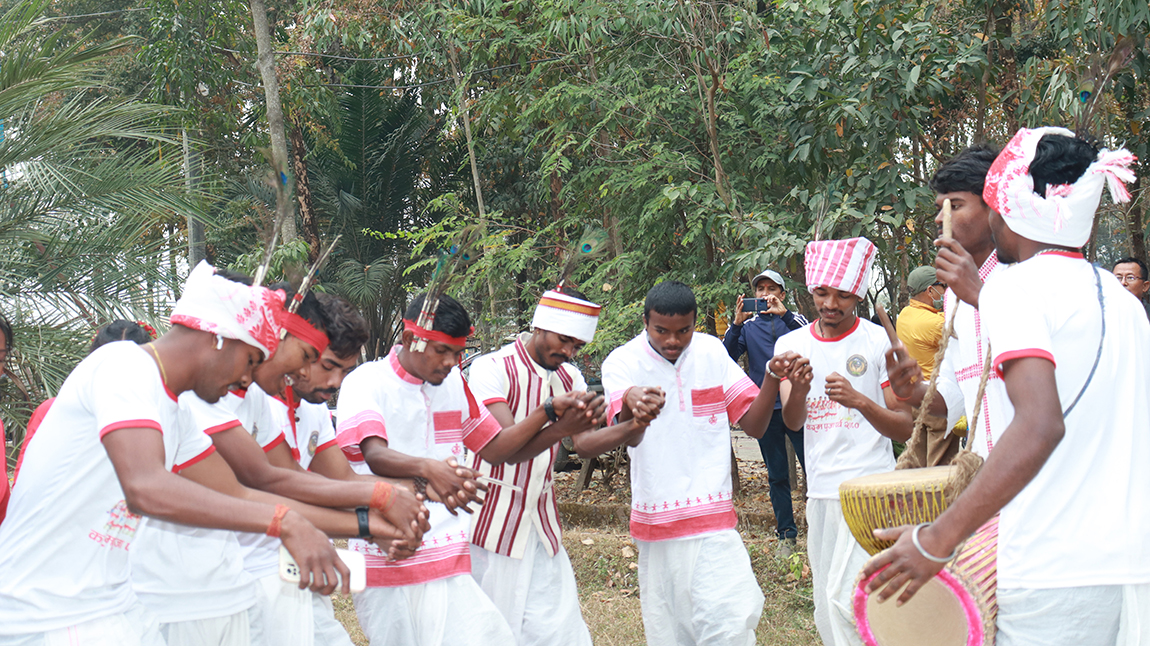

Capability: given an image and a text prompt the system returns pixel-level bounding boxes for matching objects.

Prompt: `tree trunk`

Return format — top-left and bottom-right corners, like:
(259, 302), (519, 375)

(182, 128), (205, 267)
(290, 124), (321, 263)
(248, 0), (296, 242)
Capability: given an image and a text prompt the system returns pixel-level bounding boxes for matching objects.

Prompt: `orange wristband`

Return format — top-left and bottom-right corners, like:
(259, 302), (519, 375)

(369, 481), (396, 513)
(266, 504), (290, 537)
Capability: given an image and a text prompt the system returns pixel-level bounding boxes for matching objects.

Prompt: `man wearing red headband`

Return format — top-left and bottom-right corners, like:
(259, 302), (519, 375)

(0, 262), (346, 645)
(466, 285), (609, 645)
(337, 292), (592, 645)
(865, 129), (1148, 645)
(132, 276), (429, 646)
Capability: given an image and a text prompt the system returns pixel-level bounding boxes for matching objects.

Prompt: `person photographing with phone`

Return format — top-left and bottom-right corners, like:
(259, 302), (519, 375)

(722, 268), (808, 556)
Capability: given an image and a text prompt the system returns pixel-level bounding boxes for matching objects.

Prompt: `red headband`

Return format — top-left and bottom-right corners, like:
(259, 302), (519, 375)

(403, 319), (472, 347)
(283, 312), (330, 356)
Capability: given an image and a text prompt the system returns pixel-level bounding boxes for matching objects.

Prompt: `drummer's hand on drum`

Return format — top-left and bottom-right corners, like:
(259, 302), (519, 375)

(862, 524), (955, 605)
(824, 372), (866, 409)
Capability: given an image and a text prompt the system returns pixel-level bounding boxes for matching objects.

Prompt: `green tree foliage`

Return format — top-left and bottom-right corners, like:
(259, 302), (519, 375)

(0, 0), (202, 458)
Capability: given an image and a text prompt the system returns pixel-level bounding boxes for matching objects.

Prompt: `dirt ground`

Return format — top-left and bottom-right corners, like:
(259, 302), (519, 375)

(333, 445), (820, 645)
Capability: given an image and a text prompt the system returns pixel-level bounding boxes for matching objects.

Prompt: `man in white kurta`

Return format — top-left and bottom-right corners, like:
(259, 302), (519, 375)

(601, 280), (784, 646)
(336, 292), (514, 646)
(467, 287), (603, 645)
(772, 237), (913, 646)
(864, 127), (1149, 646)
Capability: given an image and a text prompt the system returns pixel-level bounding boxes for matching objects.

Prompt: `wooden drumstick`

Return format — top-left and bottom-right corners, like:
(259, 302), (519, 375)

(941, 198), (953, 240)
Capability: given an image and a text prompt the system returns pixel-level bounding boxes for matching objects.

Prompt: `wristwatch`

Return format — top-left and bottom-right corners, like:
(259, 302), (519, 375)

(355, 506), (371, 539)
(543, 396), (559, 423)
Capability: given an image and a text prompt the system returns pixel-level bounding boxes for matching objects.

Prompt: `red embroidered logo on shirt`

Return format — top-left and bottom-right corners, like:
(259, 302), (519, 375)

(433, 411), (463, 444)
(691, 386), (725, 423)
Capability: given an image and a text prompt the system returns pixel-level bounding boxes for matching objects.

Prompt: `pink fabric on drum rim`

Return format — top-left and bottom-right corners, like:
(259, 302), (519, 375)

(854, 566), (984, 646)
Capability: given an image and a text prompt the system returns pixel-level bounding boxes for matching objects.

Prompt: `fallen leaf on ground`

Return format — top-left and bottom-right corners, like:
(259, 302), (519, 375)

(621, 546), (635, 558)
(581, 538), (595, 545)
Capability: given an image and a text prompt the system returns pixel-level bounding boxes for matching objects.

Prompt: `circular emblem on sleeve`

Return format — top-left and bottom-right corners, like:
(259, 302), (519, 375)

(846, 354), (868, 377)
(307, 431), (319, 457)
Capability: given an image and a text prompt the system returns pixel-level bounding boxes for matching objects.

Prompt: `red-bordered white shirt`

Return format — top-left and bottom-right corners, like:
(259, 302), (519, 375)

(980, 251), (1150, 588)
(336, 346), (501, 587)
(0, 342), (211, 634)
(467, 333), (586, 559)
(773, 318), (896, 499)
(934, 251), (1014, 456)
(131, 392), (255, 623)
(602, 332), (757, 542)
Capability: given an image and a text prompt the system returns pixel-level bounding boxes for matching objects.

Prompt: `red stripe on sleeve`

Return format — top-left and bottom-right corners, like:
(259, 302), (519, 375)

(994, 349), (1056, 378)
(263, 433), (287, 453)
(173, 445), (217, 473)
(204, 420), (241, 436)
(99, 419), (163, 440)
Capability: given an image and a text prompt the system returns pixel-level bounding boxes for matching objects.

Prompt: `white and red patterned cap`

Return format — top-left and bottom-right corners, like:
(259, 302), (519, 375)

(170, 261), (287, 359)
(804, 237), (877, 299)
(984, 126), (1137, 248)
(531, 289), (601, 343)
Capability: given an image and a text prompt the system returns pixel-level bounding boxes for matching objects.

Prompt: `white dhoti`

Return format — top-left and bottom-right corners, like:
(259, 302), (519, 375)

(807, 498), (868, 646)
(997, 585), (1121, 646)
(1120, 583), (1150, 646)
(353, 575), (514, 646)
(636, 528), (764, 646)
(0, 603), (165, 646)
(248, 573), (355, 646)
(161, 609), (250, 646)
(470, 531), (591, 646)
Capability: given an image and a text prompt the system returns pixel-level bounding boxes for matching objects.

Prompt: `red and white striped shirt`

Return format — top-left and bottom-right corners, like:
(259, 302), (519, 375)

(336, 346), (501, 587)
(602, 332), (758, 542)
(466, 333), (587, 559)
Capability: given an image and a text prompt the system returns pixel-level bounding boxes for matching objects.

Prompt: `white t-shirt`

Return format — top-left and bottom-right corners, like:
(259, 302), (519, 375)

(336, 347), (501, 587)
(131, 393), (257, 623)
(0, 342), (210, 634)
(286, 398), (339, 471)
(601, 332), (758, 542)
(229, 384), (293, 578)
(980, 251), (1150, 588)
(773, 318), (896, 500)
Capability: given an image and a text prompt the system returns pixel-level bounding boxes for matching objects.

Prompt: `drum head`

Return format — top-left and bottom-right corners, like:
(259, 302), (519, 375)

(855, 569), (984, 646)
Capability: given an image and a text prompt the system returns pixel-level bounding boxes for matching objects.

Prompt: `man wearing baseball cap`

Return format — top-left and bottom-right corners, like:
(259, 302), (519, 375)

(896, 266), (945, 380)
(723, 268), (808, 556)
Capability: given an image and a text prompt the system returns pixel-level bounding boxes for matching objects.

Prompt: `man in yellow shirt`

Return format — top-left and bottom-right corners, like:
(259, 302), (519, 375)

(896, 266), (945, 379)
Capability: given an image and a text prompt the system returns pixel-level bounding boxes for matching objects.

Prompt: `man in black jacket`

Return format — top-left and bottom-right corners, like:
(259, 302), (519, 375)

(723, 269), (808, 555)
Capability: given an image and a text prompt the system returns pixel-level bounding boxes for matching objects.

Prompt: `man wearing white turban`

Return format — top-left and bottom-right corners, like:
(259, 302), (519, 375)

(466, 285), (609, 645)
(864, 129), (1149, 646)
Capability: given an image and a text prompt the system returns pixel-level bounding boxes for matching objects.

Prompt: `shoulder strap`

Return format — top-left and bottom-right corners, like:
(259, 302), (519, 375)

(1063, 266), (1105, 417)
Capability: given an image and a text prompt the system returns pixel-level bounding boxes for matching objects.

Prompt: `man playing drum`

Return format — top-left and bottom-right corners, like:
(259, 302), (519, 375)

(864, 128), (1149, 646)
(763, 237), (913, 646)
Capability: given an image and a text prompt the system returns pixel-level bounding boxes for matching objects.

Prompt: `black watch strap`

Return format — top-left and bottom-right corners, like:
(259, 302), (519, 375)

(543, 396), (559, 423)
(355, 506), (371, 539)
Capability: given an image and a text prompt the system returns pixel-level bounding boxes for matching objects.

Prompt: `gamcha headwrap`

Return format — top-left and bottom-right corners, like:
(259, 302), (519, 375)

(170, 261), (287, 359)
(531, 289), (601, 343)
(983, 127), (1137, 248)
(804, 237), (878, 299)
